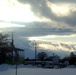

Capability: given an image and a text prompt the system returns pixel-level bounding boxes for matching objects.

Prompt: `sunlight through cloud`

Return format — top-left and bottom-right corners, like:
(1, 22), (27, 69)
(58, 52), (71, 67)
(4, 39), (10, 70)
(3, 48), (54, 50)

(47, 1), (74, 17)
(0, 22), (25, 28)
(0, 0), (42, 22)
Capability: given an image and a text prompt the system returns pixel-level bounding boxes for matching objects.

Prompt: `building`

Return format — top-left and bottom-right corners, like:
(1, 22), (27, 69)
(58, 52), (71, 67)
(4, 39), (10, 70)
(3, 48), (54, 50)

(0, 33), (24, 64)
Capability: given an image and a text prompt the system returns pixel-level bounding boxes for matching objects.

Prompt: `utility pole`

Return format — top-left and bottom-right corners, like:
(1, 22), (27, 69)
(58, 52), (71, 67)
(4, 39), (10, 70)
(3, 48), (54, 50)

(11, 32), (14, 47)
(33, 40), (38, 65)
(11, 32), (18, 75)
(11, 32), (14, 64)
(35, 41), (37, 64)
(11, 32), (15, 64)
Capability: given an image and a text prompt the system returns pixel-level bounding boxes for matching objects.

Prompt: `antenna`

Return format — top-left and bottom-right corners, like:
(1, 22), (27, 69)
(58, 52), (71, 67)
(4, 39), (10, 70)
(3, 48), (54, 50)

(11, 32), (15, 47)
(12, 32), (14, 44)
(32, 40), (39, 64)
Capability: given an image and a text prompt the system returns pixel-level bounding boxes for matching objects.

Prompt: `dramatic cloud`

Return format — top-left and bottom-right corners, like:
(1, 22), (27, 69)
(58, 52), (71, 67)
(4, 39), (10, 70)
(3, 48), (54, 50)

(0, 22), (25, 28)
(0, 0), (76, 58)
(1, 0), (76, 33)
(0, 0), (47, 22)
(48, 0), (76, 3)
(18, 0), (76, 29)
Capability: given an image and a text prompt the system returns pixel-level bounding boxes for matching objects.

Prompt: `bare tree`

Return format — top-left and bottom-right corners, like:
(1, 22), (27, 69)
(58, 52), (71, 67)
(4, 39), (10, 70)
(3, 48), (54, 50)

(37, 52), (48, 61)
(0, 33), (9, 64)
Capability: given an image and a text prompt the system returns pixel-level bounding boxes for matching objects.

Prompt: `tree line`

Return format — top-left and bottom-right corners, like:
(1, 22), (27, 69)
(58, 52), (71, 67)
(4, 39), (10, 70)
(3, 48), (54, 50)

(0, 33), (76, 66)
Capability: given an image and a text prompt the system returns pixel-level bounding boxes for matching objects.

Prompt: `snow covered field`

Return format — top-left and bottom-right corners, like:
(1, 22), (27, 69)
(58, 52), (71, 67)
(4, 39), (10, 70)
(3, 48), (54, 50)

(0, 64), (76, 75)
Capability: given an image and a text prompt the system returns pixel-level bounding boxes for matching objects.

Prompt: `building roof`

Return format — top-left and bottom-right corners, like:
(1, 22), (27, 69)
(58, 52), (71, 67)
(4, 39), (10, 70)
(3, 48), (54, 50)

(0, 46), (24, 53)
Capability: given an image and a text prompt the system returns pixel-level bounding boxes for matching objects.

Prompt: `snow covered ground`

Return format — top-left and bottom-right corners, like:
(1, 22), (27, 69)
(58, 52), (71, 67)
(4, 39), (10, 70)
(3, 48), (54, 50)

(0, 64), (76, 75)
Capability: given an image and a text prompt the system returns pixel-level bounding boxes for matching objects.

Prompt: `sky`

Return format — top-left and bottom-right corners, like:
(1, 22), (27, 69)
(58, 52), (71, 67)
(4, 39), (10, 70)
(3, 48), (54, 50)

(0, 0), (76, 58)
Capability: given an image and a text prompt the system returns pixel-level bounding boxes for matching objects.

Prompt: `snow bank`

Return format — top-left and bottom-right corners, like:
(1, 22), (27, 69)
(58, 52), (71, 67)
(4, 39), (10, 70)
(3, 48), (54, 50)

(65, 65), (76, 68)
(0, 64), (76, 75)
